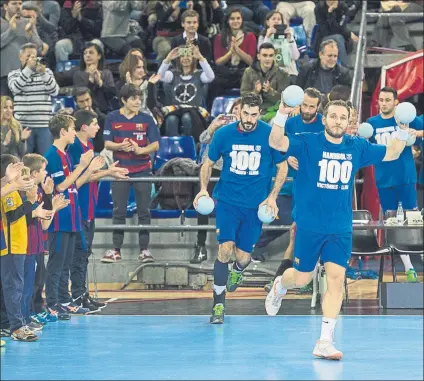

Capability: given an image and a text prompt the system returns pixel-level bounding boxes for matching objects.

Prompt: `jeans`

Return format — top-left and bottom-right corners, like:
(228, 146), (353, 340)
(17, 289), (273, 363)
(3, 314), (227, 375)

(55, 39), (73, 62)
(322, 34), (348, 66)
(227, 1), (270, 25)
(21, 255), (36, 324)
(165, 113), (193, 137)
(102, 35), (144, 56)
(25, 127), (53, 155)
(32, 252), (46, 314)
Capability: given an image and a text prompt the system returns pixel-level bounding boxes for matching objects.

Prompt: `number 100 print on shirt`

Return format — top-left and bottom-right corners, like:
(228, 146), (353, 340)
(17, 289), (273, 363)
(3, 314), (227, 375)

(229, 144), (262, 176)
(317, 152), (353, 191)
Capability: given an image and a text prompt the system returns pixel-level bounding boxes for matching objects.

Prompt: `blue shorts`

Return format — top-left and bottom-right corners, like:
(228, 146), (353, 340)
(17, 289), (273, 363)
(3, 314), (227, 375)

(378, 184), (418, 213)
(293, 227), (352, 272)
(215, 200), (262, 253)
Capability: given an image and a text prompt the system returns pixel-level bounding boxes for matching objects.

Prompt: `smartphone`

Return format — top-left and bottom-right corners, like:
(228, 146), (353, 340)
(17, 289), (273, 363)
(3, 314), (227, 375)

(221, 114), (236, 123)
(274, 24), (288, 38)
(178, 47), (192, 57)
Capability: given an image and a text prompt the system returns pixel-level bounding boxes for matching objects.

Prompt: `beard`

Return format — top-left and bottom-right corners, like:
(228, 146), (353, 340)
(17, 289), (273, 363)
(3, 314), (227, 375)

(301, 111), (317, 122)
(240, 119), (256, 132)
(325, 125), (347, 139)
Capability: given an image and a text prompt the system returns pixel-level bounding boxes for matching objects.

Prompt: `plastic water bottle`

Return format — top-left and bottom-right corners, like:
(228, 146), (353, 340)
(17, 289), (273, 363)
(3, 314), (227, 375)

(396, 202), (404, 225)
(64, 61), (72, 71)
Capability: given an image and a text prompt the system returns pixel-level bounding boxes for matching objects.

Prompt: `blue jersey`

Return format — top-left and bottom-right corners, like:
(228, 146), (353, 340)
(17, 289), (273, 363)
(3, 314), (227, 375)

(281, 113), (324, 196)
(285, 132), (386, 234)
(45, 145), (82, 232)
(208, 120), (285, 209)
(419, 115), (424, 186)
(67, 137), (98, 222)
(367, 114), (423, 188)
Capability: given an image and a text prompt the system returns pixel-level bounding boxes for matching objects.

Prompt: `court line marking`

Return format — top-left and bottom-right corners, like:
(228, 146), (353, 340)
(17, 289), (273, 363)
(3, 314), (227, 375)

(104, 297), (119, 303)
(87, 314), (424, 317)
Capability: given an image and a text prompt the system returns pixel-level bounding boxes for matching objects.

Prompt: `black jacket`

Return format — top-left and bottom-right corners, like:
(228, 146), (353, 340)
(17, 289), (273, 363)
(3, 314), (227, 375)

(170, 34), (213, 62)
(296, 59), (353, 93)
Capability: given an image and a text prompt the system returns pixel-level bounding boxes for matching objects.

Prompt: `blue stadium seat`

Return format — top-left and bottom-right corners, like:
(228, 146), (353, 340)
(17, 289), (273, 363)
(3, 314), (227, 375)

(150, 209), (197, 219)
(211, 96), (238, 118)
(153, 136), (197, 172)
(292, 24), (308, 55)
(290, 16), (304, 26)
(308, 24), (319, 58)
(263, 0), (272, 9)
(95, 181), (136, 218)
(51, 95), (76, 110)
(198, 143), (208, 164)
(56, 60), (80, 72)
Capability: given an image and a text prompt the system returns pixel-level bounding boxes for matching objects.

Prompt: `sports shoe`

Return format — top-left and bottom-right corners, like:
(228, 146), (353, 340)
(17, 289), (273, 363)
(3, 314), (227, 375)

(0, 339), (5, 347)
(297, 281), (313, 295)
(101, 249), (121, 263)
(62, 302), (90, 315)
(39, 311), (58, 323)
(84, 293), (106, 309)
(0, 328), (11, 337)
(31, 312), (48, 325)
(48, 304), (71, 321)
(226, 270), (244, 292)
(264, 280), (274, 293)
(406, 269), (418, 283)
(138, 249), (154, 263)
(210, 303), (225, 324)
(312, 339), (343, 360)
(190, 244), (207, 264)
(265, 276), (286, 316)
(27, 322), (44, 332)
(11, 326), (38, 342)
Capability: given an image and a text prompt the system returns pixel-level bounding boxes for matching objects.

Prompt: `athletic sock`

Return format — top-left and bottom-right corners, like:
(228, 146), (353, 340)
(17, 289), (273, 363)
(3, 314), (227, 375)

(274, 259), (293, 278)
(400, 255), (414, 272)
(320, 317), (337, 342)
(213, 259), (228, 305)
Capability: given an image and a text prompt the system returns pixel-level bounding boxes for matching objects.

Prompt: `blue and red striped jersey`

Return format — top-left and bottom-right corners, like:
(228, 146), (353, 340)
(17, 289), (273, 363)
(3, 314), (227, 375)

(45, 145), (82, 232)
(27, 186), (46, 255)
(103, 109), (159, 174)
(67, 137), (98, 221)
(0, 216), (6, 251)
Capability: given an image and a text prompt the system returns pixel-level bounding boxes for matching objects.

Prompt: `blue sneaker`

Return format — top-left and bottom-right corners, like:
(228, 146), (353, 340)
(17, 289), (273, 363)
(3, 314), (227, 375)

(48, 304), (71, 321)
(31, 312), (48, 325)
(40, 311), (58, 323)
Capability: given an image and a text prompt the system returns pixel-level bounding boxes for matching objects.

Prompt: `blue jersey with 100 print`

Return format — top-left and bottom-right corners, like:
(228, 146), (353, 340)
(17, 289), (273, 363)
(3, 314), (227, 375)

(208, 120), (285, 209)
(367, 115), (423, 188)
(285, 132), (386, 234)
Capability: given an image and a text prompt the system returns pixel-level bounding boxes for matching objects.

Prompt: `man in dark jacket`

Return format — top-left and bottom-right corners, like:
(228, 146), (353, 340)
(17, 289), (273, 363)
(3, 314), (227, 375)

(170, 9), (212, 62)
(296, 39), (353, 95)
(55, 0), (103, 62)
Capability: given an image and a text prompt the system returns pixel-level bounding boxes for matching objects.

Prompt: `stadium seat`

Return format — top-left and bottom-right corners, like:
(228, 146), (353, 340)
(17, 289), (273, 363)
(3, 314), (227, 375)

(308, 24), (319, 58)
(56, 60), (80, 72)
(292, 24), (308, 55)
(51, 95), (76, 110)
(95, 181), (137, 218)
(198, 143), (208, 164)
(210, 96), (238, 118)
(153, 136), (197, 172)
(150, 209), (197, 219)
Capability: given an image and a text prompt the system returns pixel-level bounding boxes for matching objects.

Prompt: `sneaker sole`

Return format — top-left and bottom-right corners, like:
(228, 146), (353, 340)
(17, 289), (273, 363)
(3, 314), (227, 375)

(313, 352), (343, 361)
(101, 258), (120, 263)
(210, 318), (224, 324)
(11, 336), (38, 342)
(139, 258), (154, 263)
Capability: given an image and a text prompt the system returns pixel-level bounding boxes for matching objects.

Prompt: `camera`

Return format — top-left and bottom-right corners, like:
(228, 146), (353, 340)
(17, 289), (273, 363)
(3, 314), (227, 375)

(178, 47), (192, 57)
(221, 114), (236, 123)
(274, 24), (288, 39)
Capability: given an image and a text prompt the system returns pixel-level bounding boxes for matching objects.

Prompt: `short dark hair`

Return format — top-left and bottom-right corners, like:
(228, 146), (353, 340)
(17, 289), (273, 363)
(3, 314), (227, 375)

(328, 85), (350, 102)
(119, 83), (142, 104)
(323, 100), (351, 119)
(379, 86), (398, 100)
(181, 9), (199, 23)
(73, 109), (97, 132)
(22, 154), (47, 173)
(258, 42), (275, 53)
(20, 43), (37, 54)
(81, 42), (104, 70)
(304, 87), (322, 106)
(319, 39), (338, 53)
(0, 154), (19, 178)
(73, 87), (92, 100)
(49, 114), (76, 139)
(241, 92), (262, 109)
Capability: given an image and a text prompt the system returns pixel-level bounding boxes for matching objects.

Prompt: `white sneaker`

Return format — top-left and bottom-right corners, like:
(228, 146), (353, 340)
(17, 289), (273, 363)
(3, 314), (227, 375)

(265, 276), (286, 316)
(138, 249), (154, 263)
(312, 339), (343, 360)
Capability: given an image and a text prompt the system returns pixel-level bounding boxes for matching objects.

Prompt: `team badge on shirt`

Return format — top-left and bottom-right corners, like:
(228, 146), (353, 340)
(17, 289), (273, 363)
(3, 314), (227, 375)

(136, 123), (145, 131)
(6, 197), (14, 207)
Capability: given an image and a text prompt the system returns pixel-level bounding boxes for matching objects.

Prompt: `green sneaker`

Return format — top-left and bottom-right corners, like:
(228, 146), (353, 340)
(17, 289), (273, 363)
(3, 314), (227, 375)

(226, 270), (244, 292)
(406, 269), (418, 283)
(297, 281), (313, 295)
(210, 303), (225, 324)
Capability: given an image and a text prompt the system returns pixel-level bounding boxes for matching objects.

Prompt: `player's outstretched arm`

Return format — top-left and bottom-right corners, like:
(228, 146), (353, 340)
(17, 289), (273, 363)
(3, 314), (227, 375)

(194, 158), (215, 208)
(260, 161), (288, 217)
(382, 123), (410, 162)
(269, 103), (294, 153)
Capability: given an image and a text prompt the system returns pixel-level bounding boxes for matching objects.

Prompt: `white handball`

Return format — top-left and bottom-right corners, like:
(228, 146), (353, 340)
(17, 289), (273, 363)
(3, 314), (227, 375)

(195, 196), (215, 215)
(395, 102), (416, 124)
(358, 122), (374, 139)
(282, 85), (304, 107)
(406, 133), (416, 146)
(258, 204), (276, 224)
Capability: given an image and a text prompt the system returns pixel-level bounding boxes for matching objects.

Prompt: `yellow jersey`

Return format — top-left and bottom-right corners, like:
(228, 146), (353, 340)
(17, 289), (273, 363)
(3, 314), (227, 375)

(1, 191), (28, 255)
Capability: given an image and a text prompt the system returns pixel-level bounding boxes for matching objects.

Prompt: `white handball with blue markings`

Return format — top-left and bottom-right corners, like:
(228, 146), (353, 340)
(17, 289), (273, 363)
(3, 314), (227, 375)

(195, 196), (215, 215)
(358, 122), (374, 139)
(282, 85), (305, 107)
(258, 204), (276, 224)
(395, 102), (416, 124)
(406, 133), (416, 146)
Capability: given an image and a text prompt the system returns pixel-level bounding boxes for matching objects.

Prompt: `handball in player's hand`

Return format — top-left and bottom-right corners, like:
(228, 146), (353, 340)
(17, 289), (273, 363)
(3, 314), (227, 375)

(258, 204), (276, 224)
(195, 195), (215, 215)
(406, 130), (417, 146)
(282, 85), (304, 107)
(395, 102), (416, 124)
(358, 122), (373, 139)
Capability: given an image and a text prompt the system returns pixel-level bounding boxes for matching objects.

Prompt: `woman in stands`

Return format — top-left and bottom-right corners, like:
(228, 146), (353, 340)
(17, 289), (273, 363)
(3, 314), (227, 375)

(158, 45), (215, 142)
(212, 8), (256, 95)
(0, 96), (31, 158)
(257, 10), (300, 84)
(73, 42), (116, 113)
(191, 98), (241, 263)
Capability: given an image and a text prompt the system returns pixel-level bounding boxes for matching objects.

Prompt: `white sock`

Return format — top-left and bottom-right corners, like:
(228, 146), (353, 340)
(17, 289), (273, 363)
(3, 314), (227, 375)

(274, 276), (287, 296)
(320, 317), (337, 342)
(400, 255), (414, 272)
(213, 284), (226, 295)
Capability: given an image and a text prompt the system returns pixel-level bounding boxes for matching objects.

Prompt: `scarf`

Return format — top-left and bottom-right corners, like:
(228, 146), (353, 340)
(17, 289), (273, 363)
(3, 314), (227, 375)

(230, 30), (245, 67)
(272, 36), (292, 69)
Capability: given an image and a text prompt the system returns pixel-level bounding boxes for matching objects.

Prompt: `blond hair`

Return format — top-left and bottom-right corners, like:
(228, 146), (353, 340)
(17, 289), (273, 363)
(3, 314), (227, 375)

(1, 96), (22, 144)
